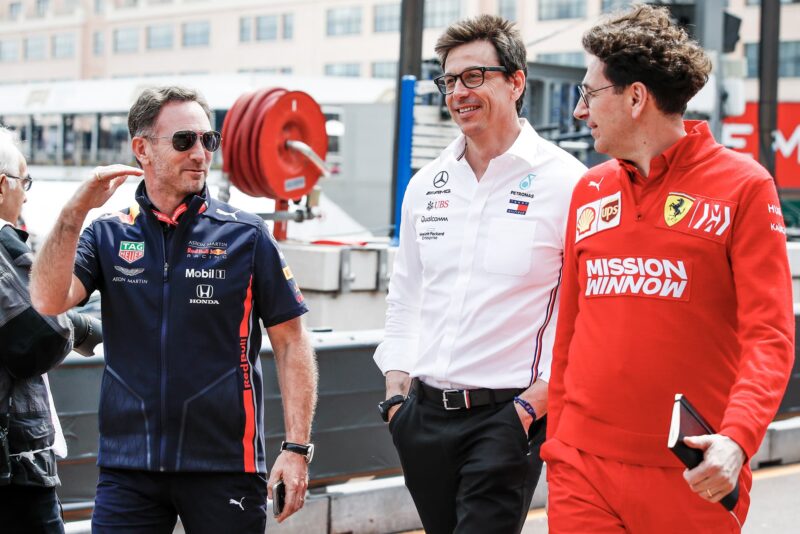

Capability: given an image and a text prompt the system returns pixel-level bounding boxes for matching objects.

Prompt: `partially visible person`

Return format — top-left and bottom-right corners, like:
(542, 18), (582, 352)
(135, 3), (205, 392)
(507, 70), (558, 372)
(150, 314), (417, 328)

(0, 126), (101, 534)
(544, 5), (794, 533)
(374, 15), (586, 534)
(29, 86), (317, 533)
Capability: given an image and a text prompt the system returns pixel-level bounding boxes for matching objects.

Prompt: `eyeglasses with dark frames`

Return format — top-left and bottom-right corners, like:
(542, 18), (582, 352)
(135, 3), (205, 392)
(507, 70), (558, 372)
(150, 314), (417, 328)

(3, 173), (33, 191)
(145, 130), (222, 153)
(434, 66), (508, 95)
(577, 83), (619, 108)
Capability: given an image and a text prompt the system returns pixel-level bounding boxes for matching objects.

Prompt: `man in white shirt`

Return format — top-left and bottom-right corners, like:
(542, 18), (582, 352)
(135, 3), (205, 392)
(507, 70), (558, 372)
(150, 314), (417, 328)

(373, 15), (586, 534)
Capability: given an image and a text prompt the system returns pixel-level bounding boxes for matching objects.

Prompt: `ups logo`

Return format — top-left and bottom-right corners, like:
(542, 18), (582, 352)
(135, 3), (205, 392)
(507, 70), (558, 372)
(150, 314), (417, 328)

(601, 199), (619, 223)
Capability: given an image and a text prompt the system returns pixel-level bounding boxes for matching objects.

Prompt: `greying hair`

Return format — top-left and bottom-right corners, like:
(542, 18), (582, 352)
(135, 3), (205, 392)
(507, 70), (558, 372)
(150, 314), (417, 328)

(0, 127), (23, 189)
(435, 14), (527, 114)
(582, 3), (711, 115)
(127, 86), (212, 138)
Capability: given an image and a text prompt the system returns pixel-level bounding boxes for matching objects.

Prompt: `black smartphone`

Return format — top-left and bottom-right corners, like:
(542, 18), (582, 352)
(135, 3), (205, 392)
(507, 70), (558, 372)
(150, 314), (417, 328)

(272, 480), (285, 517)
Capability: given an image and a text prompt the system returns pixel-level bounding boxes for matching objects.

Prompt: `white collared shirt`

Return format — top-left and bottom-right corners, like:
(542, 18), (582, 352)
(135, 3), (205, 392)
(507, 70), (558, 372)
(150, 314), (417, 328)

(374, 119), (586, 389)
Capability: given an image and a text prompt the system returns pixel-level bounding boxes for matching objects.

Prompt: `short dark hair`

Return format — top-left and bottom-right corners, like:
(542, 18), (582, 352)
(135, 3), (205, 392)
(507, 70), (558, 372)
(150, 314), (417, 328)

(582, 4), (711, 115)
(127, 86), (212, 138)
(435, 14), (527, 115)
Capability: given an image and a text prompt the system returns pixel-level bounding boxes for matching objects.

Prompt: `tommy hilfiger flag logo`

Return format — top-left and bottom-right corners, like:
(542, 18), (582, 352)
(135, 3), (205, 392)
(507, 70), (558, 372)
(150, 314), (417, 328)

(118, 241), (145, 264)
(507, 199), (529, 215)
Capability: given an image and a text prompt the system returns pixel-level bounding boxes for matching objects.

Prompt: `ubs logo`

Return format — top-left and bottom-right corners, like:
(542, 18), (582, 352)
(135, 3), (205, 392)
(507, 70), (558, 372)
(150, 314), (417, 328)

(433, 171), (449, 188)
(196, 284), (213, 299)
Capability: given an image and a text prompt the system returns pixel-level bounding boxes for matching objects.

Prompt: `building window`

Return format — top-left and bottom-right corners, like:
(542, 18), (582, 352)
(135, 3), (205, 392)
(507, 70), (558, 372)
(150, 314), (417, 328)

(0, 40), (19, 62)
(93, 31), (104, 56)
(8, 2), (22, 19)
(539, 0), (585, 20)
(147, 24), (173, 50)
(35, 0), (49, 16)
(746, 0), (799, 5)
(119, 0), (138, 6)
(424, 0), (461, 29)
(537, 52), (585, 67)
(182, 21), (210, 47)
(240, 17), (252, 42)
(256, 15), (278, 41)
(283, 13), (294, 39)
(601, 0), (630, 12)
(113, 27), (139, 53)
(498, 0), (516, 20)
(327, 7), (362, 36)
(372, 61), (397, 78)
(94, 0), (104, 13)
(325, 63), (361, 77)
(24, 36), (47, 60)
(746, 41), (800, 78)
(374, 3), (400, 32)
(52, 33), (76, 59)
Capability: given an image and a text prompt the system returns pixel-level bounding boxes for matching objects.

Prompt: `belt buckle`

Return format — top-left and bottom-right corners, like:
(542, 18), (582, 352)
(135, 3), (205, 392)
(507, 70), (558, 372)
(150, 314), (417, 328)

(442, 389), (470, 410)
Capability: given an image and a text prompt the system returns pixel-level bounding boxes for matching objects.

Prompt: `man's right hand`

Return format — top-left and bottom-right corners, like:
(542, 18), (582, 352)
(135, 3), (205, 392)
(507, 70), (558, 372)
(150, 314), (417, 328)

(71, 165), (143, 212)
(384, 370), (410, 423)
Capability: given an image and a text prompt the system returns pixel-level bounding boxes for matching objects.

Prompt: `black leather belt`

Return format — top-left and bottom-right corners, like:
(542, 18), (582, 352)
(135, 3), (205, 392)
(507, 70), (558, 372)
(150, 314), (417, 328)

(412, 379), (522, 411)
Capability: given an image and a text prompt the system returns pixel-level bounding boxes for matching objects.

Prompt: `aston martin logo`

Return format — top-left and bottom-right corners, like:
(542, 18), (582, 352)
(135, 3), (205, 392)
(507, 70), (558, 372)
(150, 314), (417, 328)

(664, 193), (695, 227)
(114, 265), (145, 277)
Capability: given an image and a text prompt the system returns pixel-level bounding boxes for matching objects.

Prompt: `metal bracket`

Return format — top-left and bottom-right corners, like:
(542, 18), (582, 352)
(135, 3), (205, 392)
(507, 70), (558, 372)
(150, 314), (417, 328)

(376, 247), (390, 292)
(339, 247), (356, 294)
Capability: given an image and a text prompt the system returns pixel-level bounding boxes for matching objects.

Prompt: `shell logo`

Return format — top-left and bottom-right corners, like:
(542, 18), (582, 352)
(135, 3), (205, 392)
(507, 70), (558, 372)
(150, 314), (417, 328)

(577, 207), (596, 235)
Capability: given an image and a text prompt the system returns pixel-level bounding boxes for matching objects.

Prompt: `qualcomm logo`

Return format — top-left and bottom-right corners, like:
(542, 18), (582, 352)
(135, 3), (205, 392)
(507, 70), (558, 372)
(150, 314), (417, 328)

(190, 284), (220, 304)
(185, 268), (226, 279)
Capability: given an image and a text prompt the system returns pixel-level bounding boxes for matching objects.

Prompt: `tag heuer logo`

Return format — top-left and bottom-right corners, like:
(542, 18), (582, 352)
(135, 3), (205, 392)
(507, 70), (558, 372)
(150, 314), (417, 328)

(118, 241), (145, 264)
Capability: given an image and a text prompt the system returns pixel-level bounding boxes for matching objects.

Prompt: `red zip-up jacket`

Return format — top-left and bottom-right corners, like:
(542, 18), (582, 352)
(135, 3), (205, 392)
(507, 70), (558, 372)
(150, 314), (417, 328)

(547, 121), (794, 470)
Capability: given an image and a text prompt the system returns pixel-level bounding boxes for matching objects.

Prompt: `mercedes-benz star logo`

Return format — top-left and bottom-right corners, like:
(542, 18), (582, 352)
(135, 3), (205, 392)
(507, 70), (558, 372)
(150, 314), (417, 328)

(433, 171), (449, 188)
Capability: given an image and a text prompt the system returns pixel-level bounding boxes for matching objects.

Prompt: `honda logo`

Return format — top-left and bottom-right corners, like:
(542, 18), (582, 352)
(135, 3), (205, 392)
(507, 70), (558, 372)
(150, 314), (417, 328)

(196, 284), (214, 299)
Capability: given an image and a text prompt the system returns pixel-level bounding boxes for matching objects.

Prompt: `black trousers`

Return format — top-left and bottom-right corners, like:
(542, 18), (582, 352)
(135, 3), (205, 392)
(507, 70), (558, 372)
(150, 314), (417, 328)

(0, 484), (65, 534)
(390, 386), (546, 534)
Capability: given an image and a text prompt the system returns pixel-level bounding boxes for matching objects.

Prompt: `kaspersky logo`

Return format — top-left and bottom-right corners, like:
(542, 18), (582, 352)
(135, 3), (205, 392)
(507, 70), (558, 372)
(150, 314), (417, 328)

(118, 241), (144, 264)
(185, 268), (226, 279)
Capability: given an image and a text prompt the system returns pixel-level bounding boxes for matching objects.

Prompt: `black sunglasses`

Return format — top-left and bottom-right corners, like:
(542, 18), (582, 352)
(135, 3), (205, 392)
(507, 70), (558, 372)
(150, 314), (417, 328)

(4, 173), (33, 191)
(147, 130), (222, 152)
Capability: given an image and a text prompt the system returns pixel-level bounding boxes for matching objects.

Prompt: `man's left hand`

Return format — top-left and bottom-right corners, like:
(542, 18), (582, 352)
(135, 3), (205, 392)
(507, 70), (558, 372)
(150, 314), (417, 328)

(512, 401), (534, 433)
(267, 451), (309, 523)
(682, 434), (745, 504)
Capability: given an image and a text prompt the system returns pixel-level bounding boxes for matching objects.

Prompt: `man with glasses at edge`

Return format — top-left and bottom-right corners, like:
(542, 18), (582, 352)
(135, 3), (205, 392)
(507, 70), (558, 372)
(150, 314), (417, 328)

(374, 15), (586, 533)
(1, 126), (103, 533)
(30, 86), (318, 533)
(544, 5), (793, 532)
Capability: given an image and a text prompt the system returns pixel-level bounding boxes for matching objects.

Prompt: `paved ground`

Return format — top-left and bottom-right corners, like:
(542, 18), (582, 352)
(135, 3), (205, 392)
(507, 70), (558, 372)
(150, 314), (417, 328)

(516, 463), (800, 533)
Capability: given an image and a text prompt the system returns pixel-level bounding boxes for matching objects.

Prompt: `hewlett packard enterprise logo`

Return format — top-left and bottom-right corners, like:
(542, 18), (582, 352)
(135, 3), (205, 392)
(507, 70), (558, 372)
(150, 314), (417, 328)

(185, 268), (226, 279)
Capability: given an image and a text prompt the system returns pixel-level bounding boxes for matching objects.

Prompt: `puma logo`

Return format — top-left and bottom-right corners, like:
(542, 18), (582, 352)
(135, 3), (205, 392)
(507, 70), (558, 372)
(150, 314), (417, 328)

(229, 497), (245, 511)
(588, 177), (604, 191)
(216, 208), (240, 220)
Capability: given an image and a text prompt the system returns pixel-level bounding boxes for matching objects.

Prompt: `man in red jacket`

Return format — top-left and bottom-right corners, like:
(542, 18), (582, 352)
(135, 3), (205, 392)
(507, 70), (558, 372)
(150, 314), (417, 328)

(544, 5), (794, 533)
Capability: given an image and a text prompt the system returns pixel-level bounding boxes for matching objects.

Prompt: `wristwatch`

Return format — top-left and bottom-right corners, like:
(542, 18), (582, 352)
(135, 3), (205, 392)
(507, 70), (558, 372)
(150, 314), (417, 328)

(378, 394), (406, 422)
(280, 441), (314, 464)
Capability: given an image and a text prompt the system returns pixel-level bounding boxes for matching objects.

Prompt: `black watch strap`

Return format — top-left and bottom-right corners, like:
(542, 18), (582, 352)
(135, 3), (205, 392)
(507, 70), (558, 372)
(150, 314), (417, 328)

(280, 441), (314, 464)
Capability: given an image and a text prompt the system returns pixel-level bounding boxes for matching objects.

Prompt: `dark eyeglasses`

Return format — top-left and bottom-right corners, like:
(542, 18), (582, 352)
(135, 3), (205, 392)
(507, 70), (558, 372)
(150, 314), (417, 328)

(433, 66), (508, 95)
(4, 173), (32, 191)
(146, 130), (222, 152)
(576, 83), (619, 108)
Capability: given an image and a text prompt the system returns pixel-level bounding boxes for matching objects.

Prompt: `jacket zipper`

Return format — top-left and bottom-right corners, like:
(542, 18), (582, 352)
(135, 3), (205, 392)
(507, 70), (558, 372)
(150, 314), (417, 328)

(159, 231), (169, 472)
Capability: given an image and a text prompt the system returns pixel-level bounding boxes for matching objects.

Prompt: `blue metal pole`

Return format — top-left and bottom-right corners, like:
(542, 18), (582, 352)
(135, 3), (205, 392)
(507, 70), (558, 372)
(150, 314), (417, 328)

(393, 75), (416, 244)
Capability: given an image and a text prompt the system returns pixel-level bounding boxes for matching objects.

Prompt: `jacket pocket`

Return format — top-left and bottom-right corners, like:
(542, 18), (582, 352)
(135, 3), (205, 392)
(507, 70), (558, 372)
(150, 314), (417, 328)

(482, 218), (538, 277)
(97, 366), (151, 469)
(177, 369), (242, 470)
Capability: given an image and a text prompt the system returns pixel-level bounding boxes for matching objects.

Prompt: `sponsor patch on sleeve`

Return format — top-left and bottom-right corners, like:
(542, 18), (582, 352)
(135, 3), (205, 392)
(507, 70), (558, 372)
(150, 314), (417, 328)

(575, 191), (621, 243)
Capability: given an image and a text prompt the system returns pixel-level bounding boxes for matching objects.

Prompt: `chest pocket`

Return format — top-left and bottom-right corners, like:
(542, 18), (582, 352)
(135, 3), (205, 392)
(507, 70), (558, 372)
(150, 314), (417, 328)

(483, 217), (537, 277)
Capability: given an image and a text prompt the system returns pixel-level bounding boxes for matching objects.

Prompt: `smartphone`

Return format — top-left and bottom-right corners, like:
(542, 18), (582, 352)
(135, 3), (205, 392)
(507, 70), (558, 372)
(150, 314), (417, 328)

(272, 480), (285, 517)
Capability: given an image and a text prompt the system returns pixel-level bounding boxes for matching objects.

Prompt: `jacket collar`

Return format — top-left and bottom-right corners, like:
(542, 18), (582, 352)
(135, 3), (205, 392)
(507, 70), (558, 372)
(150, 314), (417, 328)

(135, 181), (209, 226)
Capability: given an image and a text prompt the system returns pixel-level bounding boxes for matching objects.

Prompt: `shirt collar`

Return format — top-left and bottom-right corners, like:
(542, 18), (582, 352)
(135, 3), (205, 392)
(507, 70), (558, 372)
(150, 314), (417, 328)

(443, 118), (542, 165)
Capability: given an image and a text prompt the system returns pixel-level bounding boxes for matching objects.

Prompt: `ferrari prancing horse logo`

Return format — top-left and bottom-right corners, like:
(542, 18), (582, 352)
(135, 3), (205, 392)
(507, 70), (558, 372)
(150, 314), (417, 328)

(664, 193), (695, 227)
